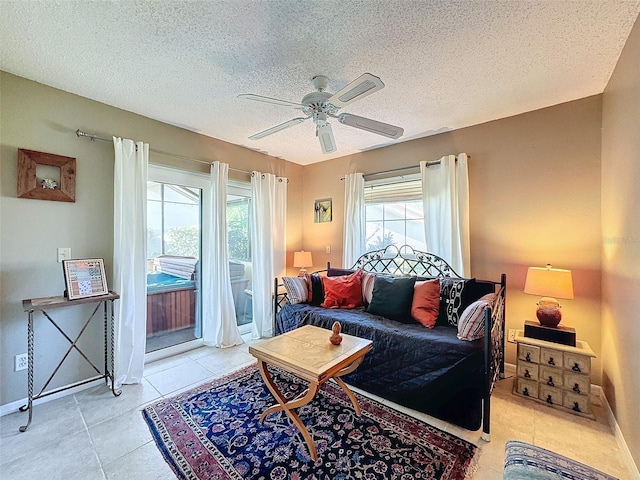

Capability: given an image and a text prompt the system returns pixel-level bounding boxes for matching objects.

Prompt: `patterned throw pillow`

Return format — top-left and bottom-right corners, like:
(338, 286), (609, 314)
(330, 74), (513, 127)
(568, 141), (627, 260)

(282, 276), (308, 304)
(457, 293), (497, 341)
(438, 278), (494, 326)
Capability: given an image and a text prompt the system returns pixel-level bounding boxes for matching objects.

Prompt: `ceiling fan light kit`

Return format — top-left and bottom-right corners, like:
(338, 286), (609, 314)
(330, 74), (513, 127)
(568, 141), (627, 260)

(317, 123), (336, 153)
(239, 73), (404, 154)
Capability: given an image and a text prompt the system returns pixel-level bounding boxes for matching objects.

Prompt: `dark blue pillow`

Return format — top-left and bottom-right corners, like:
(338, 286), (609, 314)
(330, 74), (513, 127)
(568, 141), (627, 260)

(327, 267), (356, 277)
(306, 274), (324, 306)
(366, 276), (417, 323)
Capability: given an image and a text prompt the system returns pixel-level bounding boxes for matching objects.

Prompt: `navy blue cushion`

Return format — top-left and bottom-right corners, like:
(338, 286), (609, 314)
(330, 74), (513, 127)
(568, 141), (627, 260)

(327, 267), (356, 277)
(366, 276), (417, 323)
(307, 274), (324, 306)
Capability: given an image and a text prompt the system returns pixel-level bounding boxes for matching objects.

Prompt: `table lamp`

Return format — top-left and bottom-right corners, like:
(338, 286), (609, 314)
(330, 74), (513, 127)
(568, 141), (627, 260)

(524, 264), (574, 327)
(293, 251), (313, 276)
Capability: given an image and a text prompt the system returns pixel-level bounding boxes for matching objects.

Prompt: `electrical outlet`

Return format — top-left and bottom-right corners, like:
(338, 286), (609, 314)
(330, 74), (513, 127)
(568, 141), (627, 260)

(507, 329), (516, 343)
(325, 245), (331, 253)
(15, 353), (28, 371)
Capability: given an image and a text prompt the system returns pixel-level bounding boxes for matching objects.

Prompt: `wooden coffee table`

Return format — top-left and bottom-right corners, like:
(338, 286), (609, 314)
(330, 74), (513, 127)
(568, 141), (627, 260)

(249, 325), (372, 460)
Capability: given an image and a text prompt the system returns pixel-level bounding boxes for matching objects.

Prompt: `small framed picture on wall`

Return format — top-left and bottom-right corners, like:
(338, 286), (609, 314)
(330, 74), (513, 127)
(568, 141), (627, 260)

(314, 198), (332, 223)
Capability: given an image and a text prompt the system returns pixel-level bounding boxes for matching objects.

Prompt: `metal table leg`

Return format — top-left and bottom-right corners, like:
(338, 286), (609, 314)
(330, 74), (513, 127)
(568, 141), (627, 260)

(19, 310), (34, 432)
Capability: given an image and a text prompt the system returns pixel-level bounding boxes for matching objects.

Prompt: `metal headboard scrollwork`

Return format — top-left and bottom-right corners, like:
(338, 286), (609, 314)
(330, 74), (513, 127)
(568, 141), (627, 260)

(352, 245), (464, 278)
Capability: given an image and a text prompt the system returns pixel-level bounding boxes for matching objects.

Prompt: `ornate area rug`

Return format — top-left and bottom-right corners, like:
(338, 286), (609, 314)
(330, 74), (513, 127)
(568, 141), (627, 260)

(142, 364), (477, 479)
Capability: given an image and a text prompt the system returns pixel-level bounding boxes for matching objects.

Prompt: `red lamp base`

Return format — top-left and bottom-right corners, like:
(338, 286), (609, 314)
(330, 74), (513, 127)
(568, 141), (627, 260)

(536, 307), (562, 327)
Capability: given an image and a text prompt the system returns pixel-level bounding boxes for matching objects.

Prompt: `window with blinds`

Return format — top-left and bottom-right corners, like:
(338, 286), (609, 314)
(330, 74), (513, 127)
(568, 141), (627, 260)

(364, 174), (427, 251)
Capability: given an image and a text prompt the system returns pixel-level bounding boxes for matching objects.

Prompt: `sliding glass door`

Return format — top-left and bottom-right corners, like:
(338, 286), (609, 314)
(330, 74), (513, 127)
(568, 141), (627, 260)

(227, 181), (253, 334)
(146, 166), (205, 353)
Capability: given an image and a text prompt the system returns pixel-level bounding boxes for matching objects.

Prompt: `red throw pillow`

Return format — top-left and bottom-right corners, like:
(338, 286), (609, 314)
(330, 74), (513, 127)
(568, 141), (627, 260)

(411, 279), (441, 328)
(321, 270), (364, 309)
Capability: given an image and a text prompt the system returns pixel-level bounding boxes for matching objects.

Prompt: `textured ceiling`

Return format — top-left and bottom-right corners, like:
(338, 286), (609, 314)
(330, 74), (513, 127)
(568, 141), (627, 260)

(1, 1), (639, 166)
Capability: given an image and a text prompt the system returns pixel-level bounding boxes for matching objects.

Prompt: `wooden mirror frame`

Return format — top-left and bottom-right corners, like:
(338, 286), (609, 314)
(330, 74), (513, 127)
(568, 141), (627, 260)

(17, 149), (76, 202)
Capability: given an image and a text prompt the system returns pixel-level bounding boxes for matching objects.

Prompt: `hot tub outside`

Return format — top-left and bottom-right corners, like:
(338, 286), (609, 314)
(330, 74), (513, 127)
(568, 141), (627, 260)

(146, 272), (196, 336)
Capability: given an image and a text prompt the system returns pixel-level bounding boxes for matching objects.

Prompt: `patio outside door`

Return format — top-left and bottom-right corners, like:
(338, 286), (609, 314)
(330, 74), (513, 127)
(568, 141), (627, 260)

(145, 166), (204, 353)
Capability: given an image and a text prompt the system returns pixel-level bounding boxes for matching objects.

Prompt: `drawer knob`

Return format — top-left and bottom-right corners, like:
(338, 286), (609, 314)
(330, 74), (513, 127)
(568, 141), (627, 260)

(572, 402), (581, 413)
(546, 376), (554, 387)
(523, 387), (530, 397)
(524, 369), (531, 378)
(546, 394), (553, 405)
(548, 357), (555, 366)
(573, 383), (581, 394)
(572, 363), (582, 373)
(525, 352), (531, 362)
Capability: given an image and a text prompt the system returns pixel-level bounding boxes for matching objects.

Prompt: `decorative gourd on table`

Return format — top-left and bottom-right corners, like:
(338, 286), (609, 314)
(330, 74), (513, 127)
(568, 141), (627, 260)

(330, 321), (343, 345)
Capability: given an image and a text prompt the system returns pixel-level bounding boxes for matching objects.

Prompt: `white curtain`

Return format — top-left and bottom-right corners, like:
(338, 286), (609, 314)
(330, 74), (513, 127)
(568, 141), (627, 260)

(250, 172), (287, 338)
(343, 173), (366, 268)
(202, 162), (244, 348)
(420, 153), (470, 276)
(113, 137), (148, 388)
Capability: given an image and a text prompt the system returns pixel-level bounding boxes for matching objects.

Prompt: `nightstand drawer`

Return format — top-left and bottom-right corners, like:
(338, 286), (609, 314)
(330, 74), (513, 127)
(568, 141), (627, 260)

(564, 373), (590, 396)
(517, 363), (539, 380)
(539, 384), (563, 406)
(539, 366), (563, 388)
(518, 344), (540, 364)
(563, 391), (590, 414)
(564, 352), (590, 374)
(515, 378), (538, 398)
(541, 347), (563, 368)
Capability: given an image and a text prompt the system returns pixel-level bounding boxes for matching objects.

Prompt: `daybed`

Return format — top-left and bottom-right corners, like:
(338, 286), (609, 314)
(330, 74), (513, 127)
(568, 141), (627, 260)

(274, 245), (506, 440)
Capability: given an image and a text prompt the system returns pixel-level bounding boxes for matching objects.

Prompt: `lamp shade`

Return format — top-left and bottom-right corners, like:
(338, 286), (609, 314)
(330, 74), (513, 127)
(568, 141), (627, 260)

(293, 251), (313, 268)
(524, 265), (574, 299)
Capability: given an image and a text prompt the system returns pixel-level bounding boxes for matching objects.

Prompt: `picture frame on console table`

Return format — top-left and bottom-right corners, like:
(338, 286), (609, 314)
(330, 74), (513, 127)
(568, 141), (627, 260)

(62, 258), (109, 300)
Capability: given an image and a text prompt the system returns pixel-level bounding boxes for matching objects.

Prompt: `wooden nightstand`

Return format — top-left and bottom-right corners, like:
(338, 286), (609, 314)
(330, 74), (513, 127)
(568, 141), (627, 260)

(513, 330), (596, 419)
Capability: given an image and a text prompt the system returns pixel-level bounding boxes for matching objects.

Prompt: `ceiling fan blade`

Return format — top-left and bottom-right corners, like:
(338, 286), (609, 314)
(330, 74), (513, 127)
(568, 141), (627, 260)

(338, 113), (404, 139)
(327, 73), (385, 108)
(316, 123), (336, 154)
(238, 94), (304, 109)
(248, 117), (308, 140)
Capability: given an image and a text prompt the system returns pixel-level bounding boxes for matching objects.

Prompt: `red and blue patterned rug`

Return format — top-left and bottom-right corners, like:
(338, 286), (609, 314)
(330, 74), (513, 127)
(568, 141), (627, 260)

(142, 364), (477, 479)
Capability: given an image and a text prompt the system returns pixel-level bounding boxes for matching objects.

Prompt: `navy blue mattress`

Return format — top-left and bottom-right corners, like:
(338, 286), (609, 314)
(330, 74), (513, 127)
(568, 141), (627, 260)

(276, 303), (485, 430)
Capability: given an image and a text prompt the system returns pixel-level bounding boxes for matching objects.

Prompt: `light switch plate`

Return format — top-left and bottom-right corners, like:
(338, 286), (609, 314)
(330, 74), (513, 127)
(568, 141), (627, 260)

(57, 247), (71, 263)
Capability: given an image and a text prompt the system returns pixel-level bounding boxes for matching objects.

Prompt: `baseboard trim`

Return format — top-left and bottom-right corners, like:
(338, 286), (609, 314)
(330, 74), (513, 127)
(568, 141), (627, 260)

(0, 377), (103, 417)
(504, 362), (516, 375)
(592, 385), (640, 480)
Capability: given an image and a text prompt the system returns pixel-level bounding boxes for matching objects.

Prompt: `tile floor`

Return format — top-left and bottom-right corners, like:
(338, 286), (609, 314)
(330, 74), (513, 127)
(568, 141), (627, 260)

(0, 337), (633, 480)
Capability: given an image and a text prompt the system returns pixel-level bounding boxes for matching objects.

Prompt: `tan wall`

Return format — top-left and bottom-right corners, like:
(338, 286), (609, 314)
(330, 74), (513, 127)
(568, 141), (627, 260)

(602, 16), (640, 468)
(301, 97), (603, 381)
(0, 72), (303, 406)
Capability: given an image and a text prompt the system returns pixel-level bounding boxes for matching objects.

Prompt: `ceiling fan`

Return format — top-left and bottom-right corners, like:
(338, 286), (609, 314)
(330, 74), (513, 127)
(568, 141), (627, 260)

(238, 73), (404, 154)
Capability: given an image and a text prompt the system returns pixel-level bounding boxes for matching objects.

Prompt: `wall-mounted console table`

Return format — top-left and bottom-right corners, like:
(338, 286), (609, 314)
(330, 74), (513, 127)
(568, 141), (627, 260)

(20, 292), (121, 432)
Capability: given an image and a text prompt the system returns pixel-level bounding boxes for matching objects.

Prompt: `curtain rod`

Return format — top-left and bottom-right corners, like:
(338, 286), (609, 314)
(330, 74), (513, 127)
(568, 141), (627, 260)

(75, 129), (251, 176)
(340, 154), (471, 181)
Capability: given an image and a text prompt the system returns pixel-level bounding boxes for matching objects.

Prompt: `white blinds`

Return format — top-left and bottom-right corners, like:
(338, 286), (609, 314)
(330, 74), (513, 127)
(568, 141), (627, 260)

(364, 175), (422, 203)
